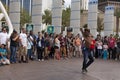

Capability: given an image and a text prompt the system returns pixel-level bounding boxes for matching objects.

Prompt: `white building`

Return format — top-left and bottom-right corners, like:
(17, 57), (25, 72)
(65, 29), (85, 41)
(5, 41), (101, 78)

(42, 0), (52, 13)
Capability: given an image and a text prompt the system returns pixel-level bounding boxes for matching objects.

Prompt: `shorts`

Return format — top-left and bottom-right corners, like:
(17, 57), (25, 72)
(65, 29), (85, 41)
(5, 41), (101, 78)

(75, 46), (81, 51)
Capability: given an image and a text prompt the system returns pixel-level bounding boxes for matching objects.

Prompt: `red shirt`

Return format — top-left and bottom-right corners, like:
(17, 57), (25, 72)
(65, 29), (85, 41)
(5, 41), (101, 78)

(108, 38), (115, 48)
(90, 40), (96, 50)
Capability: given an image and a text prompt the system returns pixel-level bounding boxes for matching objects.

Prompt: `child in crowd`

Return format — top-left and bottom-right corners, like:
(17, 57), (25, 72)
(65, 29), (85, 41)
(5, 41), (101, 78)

(0, 44), (10, 65)
(103, 43), (108, 60)
(97, 40), (103, 58)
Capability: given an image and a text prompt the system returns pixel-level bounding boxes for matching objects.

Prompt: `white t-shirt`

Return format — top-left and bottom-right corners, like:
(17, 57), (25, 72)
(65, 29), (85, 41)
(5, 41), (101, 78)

(20, 33), (27, 47)
(55, 38), (60, 48)
(0, 32), (9, 45)
(27, 39), (31, 49)
(97, 42), (103, 49)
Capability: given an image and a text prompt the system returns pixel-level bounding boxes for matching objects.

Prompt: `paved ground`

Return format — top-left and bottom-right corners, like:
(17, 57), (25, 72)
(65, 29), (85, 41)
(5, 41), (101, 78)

(0, 58), (120, 80)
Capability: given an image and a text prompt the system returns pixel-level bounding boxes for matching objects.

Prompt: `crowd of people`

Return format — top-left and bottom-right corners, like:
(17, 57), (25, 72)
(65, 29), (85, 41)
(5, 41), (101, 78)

(0, 27), (119, 66)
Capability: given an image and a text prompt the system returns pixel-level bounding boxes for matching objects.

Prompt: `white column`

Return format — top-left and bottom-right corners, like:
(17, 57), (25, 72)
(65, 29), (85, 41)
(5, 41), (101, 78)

(104, 6), (114, 36)
(88, 0), (98, 36)
(32, 0), (42, 34)
(29, 0), (32, 16)
(70, 0), (81, 36)
(21, 0), (23, 9)
(9, 0), (20, 33)
(52, 0), (62, 34)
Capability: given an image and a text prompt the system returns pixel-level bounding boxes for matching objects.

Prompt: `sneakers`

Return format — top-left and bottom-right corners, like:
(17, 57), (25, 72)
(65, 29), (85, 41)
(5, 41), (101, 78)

(41, 59), (44, 61)
(38, 59), (44, 61)
(38, 59), (41, 61)
(82, 69), (88, 73)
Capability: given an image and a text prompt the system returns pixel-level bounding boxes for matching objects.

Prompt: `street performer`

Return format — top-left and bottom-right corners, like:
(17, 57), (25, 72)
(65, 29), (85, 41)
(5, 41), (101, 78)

(80, 28), (94, 73)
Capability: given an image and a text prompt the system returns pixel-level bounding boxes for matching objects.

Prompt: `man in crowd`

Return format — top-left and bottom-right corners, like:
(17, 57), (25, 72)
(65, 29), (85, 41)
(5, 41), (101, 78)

(0, 27), (9, 46)
(19, 28), (28, 63)
(80, 28), (94, 73)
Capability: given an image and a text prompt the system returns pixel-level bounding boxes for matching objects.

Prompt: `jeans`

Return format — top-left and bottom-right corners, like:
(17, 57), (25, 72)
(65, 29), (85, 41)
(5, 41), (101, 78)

(10, 46), (17, 63)
(108, 47), (116, 59)
(98, 49), (102, 58)
(82, 47), (94, 70)
(27, 49), (32, 59)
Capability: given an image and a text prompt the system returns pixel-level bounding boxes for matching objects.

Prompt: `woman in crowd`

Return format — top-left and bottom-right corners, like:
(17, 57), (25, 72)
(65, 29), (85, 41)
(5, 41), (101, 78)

(36, 33), (45, 61)
(96, 39), (103, 58)
(54, 34), (60, 60)
(74, 34), (82, 57)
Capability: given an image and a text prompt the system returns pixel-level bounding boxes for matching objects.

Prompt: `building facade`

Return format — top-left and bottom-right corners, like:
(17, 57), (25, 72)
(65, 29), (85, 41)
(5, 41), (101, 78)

(1, 0), (52, 15)
(42, 0), (52, 13)
(98, 0), (120, 11)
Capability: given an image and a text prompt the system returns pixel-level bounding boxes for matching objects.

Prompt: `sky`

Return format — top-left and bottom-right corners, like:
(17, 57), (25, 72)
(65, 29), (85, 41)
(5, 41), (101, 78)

(64, 0), (71, 7)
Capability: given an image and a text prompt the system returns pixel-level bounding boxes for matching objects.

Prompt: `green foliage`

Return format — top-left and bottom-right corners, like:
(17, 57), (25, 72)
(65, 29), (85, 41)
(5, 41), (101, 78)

(114, 8), (120, 35)
(62, 0), (65, 5)
(81, 9), (84, 14)
(62, 7), (71, 27)
(20, 9), (31, 27)
(114, 8), (120, 17)
(97, 17), (104, 33)
(83, 24), (88, 29)
(114, 34), (119, 39)
(42, 9), (52, 25)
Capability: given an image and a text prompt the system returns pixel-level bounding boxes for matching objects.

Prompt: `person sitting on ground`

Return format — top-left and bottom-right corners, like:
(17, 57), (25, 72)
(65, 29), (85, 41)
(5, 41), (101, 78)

(0, 44), (10, 65)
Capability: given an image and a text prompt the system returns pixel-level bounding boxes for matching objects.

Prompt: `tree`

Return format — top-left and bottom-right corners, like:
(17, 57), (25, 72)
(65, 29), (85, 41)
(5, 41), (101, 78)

(114, 8), (120, 35)
(42, 9), (52, 25)
(62, 0), (65, 5)
(20, 8), (31, 28)
(83, 24), (88, 29)
(97, 17), (104, 34)
(62, 7), (71, 27)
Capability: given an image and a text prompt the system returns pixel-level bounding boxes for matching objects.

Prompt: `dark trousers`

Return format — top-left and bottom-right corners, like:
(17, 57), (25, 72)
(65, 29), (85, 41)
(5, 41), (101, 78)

(82, 48), (94, 70)
(108, 47), (116, 59)
(37, 47), (44, 60)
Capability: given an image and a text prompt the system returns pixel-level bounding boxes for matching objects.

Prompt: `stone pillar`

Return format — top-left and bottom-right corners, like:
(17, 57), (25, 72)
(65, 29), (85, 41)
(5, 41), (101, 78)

(104, 6), (114, 36)
(70, 0), (81, 36)
(88, 0), (98, 36)
(9, 0), (20, 33)
(52, 0), (62, 34)
(32, 0), (42, 34)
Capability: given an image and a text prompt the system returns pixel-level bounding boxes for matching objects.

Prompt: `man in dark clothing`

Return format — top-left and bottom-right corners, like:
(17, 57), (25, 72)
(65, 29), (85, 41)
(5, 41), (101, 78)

(80, 28), (94, 73)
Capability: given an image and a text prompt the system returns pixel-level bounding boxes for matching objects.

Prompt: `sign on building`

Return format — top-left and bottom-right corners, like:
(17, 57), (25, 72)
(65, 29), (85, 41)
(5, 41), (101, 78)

(25, 23), (34, 32)
(47, 25), (54, 34)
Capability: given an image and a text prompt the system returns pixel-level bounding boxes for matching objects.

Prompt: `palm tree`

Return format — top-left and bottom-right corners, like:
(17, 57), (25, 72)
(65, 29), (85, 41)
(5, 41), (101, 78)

(20, 8), (31, 27)
(42, 9), (52, 25)
(62, 0), (65, 5)
(62, 7), (71, 27)
(114, 8), (120, 35)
